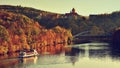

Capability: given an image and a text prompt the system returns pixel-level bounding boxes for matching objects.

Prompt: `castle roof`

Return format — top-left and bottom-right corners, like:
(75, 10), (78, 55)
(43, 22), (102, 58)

(65, 8), (78, 16)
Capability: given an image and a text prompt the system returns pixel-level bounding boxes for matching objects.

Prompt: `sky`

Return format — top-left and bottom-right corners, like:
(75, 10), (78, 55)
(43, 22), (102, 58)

(0, 0), (120, 16)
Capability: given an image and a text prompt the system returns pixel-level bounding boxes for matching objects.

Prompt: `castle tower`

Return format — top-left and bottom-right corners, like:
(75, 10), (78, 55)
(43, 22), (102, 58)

(65, 8), (78, 19)
(72, 8), (75, 13)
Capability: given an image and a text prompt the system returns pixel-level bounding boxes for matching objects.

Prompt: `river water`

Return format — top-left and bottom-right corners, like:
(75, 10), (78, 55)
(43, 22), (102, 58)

(0, 42), (120, 68)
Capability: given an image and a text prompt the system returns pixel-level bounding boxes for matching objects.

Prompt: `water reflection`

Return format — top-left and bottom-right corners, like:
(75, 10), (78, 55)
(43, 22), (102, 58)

(111, 29), (120, 59)
(0, 58), (19, 68)
(0, 54), (8, 60)
(110, 44), (120, 61)
(68, 43), (110, 59)
(65, 48), (81, 65)
(65, 48), (80, 56)
(19, 56), (38, 64)
(89, 49), (109, 58)
(110, 50), (120, 61)
(1, 42), (120, 68)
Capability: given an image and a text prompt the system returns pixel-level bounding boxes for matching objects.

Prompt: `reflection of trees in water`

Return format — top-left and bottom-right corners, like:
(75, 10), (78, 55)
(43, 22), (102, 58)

(65, 48), (80, 56)
(110, 50), (120, 60)
(65, 47), (110, 65)
(65, 48), (81, 65)
(79, 44), (120, 61)
(110, 29), (120, 59)
(19, 56), (38, 64)
(89, 49), (109, 58)
(0, 58), (19, 68)
(0, 54), (8, 60)
(18, 56), (38, 68)
(77, 46), (109, 59)
(65, 43), (120, 62)
(110, 44), (120, 60)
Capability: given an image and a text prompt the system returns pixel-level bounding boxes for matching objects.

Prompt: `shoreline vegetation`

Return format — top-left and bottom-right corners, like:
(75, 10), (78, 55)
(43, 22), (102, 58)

(0, 9), (72, 55)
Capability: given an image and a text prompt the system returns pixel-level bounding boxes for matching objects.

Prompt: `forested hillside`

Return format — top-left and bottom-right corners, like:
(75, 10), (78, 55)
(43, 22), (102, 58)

(1, 5), (120, 35)
(0, 10), (72, 55)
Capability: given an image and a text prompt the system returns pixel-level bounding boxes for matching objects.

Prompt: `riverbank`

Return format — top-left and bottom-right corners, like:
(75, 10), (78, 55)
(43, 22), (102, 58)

(0, 44), (67, 60)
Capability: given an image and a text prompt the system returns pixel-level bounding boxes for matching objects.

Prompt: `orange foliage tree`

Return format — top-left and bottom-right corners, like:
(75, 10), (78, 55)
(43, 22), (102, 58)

(0, 11), (73, 55)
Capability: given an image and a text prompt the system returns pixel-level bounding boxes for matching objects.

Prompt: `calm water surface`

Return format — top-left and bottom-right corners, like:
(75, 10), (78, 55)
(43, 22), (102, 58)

(0, 42), (120, 68)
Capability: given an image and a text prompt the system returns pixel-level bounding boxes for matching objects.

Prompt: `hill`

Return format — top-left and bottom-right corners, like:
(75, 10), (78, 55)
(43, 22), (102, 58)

(0, 5), (86, 34)
(1, 5), (120, 34)
(1, 5), (120, 36)
(0, 10), (72, 55)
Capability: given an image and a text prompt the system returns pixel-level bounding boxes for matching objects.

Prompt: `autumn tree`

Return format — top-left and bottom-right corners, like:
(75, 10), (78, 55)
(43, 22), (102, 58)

(0, 25), (9, 42)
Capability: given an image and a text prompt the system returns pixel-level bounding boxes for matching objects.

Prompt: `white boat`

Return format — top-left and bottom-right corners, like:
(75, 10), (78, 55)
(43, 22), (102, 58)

(19, 49), (39, 58)
(20, 56), (38, 64)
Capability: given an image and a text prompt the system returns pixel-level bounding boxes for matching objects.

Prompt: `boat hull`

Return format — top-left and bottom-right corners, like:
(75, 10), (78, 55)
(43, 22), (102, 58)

(19, 54), (37, 58)
(19, 50), (39, 58)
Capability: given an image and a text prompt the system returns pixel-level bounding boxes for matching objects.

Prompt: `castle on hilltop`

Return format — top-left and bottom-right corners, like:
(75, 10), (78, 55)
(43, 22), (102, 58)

(64, 8), (79, 19)
(65, 8), (78, 16)
(37, 8), (80, 20)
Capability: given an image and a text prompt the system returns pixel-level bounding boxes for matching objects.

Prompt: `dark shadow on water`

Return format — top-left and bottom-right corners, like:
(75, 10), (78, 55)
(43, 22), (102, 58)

(110, 41), (120, 60)
(110, 29), (120, 59)
(65, 48), (81, 66)
(65, 48), (80, 56)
